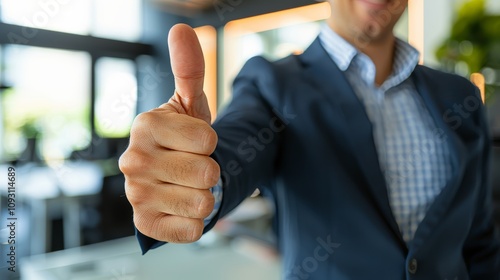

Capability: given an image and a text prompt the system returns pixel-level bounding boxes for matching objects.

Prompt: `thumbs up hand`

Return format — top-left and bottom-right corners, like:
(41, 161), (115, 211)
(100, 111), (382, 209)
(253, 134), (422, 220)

(162, 24), (212, 124)
(119, 24), (220, 243)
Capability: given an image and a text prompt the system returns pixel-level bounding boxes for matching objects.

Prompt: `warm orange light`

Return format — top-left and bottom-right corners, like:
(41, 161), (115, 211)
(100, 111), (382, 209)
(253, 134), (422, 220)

(221, 3), (330, 105)
(408, 0), (424, 64)
(471, 73), (486, 104)
(224, 2), (331, 36)
(194, 25), (218, 121)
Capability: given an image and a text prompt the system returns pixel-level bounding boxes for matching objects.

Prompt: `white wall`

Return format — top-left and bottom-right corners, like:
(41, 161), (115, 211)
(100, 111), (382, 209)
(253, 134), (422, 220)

(423, 0), (454, 67)
(486, 0), (500, 13)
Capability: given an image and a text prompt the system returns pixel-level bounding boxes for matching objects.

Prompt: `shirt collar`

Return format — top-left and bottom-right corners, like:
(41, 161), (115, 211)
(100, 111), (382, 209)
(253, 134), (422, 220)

(318, 24), (357, 71)
(318, 24), (420, 88)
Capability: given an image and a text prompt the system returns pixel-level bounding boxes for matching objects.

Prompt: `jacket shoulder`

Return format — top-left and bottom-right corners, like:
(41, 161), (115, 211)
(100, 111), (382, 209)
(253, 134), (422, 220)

(234, 55), (303, 102)
(415, 65), (478, 96)
(238, 54), (302, 78)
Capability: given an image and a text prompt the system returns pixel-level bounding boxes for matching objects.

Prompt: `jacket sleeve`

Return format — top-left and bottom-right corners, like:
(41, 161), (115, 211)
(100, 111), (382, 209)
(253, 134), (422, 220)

(463, 88), (500, 279)
(206, 56), (286, 227)
(137, 56), (286, 253)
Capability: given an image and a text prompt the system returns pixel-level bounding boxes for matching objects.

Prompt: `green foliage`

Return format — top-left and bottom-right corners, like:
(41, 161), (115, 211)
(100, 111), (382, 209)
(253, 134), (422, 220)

(436, 0), (500, 100)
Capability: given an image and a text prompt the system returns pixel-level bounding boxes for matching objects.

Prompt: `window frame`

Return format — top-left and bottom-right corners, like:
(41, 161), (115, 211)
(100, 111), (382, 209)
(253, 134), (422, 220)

(0, 22), (153, 149)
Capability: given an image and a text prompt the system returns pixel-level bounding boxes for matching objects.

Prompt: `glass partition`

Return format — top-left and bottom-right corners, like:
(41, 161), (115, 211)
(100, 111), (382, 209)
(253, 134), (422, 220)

(2, 45), (91, 161)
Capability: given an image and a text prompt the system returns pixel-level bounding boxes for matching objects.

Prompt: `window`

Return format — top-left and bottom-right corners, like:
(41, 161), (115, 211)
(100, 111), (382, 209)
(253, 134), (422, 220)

(92, 0), (142, 42)
(221, 3), (331, 108)
(0, 0), (150, 163)
(95, 57), (137, 138)
(220, 3), (410, 108)
(0, 0), (142, 41)
(2, 45), (91, 161)
(0, 0), (92, 35)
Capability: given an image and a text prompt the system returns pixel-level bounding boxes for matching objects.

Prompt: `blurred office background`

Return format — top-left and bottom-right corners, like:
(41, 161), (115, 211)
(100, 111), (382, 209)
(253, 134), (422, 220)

(0, 0), (499, 279)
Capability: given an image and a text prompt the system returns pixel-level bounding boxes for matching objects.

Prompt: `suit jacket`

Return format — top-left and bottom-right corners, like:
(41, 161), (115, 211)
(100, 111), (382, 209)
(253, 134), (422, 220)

(138, 38), (500, 279)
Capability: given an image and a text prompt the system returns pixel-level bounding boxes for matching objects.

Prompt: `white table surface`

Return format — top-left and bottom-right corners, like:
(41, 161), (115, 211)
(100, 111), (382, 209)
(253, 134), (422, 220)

(20, 235), (281, 280)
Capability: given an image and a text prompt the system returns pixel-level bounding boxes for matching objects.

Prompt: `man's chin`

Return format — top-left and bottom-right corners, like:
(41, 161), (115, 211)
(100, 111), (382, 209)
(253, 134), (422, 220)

(350, 24), (393, 48)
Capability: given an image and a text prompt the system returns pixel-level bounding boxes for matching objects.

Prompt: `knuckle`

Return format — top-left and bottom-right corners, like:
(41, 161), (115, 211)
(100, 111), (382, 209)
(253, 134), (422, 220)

(199, 125), (218, 155)
(131, 112), (152, 134)
(195, 190), (215, 218)
(187, 220), (204, 242)
(125, 150), (152, 174)
(131, 150), (152, 171)
(135, 211), (175, 243)
(119, 149), (151, 176)
(134, 211), (204, 243)
(118, 150), (133, 174)
(171, 226), (190, 243)
(166, 192), (190, 217)
(165, 155), (191, 185)
(124, 181), (147, 207)
(134, 112), (155, 128)
(130, 112), (158, 143)
(125, 179), (155, 208)
(203, 157), (221, 187)
(170, 220), (203, 243)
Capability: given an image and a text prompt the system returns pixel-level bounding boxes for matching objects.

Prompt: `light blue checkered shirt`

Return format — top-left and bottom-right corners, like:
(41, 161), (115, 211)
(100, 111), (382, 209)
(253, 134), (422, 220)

(319, 25), (453, 242)
(206, 26), (453, 243)
(205, 178), (223, 226)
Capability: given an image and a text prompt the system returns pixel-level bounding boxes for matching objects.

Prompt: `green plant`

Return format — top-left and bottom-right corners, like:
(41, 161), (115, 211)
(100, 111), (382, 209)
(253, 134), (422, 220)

(20, 119), (40, 139)
(436, 0), (500, 101)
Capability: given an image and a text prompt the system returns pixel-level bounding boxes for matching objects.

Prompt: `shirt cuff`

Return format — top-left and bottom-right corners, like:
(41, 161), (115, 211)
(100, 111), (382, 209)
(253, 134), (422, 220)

(204, 178), (223, 226)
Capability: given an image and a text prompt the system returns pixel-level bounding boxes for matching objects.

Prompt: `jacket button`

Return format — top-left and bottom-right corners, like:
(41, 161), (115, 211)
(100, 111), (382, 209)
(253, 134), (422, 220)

(408, 258), (418, 274)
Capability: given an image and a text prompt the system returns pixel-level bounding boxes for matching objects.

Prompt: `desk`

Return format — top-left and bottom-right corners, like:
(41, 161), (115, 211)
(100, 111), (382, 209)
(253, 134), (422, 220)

(20, 235), (281, 280)
(0, 162), (102, 254)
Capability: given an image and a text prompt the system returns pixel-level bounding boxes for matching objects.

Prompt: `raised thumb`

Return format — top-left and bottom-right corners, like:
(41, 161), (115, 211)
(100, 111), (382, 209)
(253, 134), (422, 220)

(167, 23), (211, 123)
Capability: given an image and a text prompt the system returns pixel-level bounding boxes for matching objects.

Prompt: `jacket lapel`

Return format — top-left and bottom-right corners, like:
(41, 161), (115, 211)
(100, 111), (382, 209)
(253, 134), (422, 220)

(299, 39), (405, 246)
(410, 66), (467, 250)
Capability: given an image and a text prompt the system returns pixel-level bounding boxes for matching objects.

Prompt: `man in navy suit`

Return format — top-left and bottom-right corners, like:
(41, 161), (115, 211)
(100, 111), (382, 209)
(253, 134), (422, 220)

(119, 0), (500, 278)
